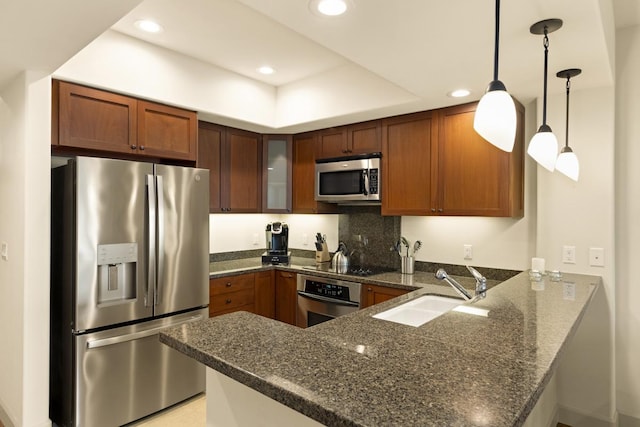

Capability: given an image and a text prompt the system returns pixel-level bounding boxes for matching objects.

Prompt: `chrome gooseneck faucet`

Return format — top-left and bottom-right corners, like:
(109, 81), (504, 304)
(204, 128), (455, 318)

(435, 266), (487, 301)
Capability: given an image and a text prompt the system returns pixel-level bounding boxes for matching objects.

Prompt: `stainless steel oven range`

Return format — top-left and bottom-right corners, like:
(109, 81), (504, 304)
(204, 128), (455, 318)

(296, 274), (361, 328)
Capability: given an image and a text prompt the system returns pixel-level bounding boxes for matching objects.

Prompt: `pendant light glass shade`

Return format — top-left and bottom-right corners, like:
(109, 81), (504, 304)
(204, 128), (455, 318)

(474, 82), (517, 152)
(527, 125), (558, 171)
(556, 147), (579, 180)
(528, 19), (563, 172)
(555, 68), (582, 181)
(473, 0), (517, 152)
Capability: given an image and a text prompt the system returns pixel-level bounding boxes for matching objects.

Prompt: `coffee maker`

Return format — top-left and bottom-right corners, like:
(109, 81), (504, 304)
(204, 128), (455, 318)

(262, 222), (290, 264)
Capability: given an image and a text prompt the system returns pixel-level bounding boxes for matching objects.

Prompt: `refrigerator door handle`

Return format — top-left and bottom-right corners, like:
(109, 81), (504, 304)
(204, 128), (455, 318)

(86, 314), (204, 349)
(146, 174), (157, 308)
(156, 174), (165, 306)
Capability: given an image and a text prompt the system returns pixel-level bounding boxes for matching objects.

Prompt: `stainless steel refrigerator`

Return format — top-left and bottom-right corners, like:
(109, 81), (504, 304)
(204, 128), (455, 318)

(50, 156), (210, 427)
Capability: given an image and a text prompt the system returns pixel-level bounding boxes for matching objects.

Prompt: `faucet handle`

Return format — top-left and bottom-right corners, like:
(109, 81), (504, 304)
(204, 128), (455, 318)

(466, 266), (487, 296)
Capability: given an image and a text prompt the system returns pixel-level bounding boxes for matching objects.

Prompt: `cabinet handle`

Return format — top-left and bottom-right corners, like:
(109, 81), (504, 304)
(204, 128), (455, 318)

(342, 149), (348, 153)
(139, 145), (145, 151)
(282, 273), (293, 278)
(438, 209), (443, 213)
(130, 145), (137, 149)
(367, 287), (372, 292)
(226, 299), (232, 304)
(431, 208), (436, 213)
(226, 282), (232, 287)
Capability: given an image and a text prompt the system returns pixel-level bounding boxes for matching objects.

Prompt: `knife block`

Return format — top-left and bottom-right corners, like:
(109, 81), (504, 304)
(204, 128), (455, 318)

(315, 242), (331, 264)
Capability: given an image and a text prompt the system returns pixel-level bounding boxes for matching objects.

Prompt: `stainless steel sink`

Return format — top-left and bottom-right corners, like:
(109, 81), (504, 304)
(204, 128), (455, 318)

(372, 294), (462, 327)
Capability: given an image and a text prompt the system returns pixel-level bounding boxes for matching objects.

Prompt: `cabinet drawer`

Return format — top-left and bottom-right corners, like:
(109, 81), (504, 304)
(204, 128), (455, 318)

(210, 288), (255, 312)
(210, 274), (255, 295)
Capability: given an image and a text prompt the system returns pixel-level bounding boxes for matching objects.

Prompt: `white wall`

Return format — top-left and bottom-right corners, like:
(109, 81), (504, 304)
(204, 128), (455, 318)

(615, 24), (640, 424)
(539, 86), (616, 425)
(209, 214), (339, 254)
(0, 72), (52, 427)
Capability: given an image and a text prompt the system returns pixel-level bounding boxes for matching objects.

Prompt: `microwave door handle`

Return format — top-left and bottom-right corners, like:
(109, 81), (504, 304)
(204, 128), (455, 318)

(362, 170), (369, 196)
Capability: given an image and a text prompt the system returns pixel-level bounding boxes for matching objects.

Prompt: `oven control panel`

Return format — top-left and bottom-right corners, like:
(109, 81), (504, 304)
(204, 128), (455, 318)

(297, 274), (361, 305)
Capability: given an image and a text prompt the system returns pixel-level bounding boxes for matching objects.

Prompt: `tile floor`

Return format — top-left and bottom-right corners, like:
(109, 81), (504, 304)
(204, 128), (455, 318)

(127, 394), (205, 427)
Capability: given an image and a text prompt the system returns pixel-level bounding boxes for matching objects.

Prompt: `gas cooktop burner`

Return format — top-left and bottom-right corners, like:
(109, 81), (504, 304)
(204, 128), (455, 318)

(347, 267), (395, 277)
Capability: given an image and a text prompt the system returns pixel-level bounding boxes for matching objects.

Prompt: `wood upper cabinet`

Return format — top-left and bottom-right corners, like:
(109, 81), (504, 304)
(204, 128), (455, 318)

(361, 284), (410, 308)
(262, 135), (292, 213)
(197, 121), (262, 213)
(382, 102), (524, 217)
(52, 80), (197, 161)
(137, 100), (197, 161)
(381, 111), (438, 216)
(316, 120), (381, 159)
(435, 102), (524, 217)
(292, 132), (337, 214)
(53, 80), (137, 154)
(275, 271), (297, 326)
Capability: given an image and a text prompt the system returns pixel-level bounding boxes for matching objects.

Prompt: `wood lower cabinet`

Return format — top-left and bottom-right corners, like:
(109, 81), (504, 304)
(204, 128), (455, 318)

(52, 80), (197, 161)
(361, 284), (410, 308)
(254, 270), (276, 319)
(382, 102), (524, 217)
(198, 121), (262, 213)
(275, 271), (297, 325)
(209, 270), (275, 318)
(292, 132), (337, 214)
(209, 273), (255, 317)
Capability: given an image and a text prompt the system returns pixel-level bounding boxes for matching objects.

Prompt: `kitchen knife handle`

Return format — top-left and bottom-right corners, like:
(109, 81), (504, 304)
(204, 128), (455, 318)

(156, 174), (165, 306)
(146, 174), (156, 308)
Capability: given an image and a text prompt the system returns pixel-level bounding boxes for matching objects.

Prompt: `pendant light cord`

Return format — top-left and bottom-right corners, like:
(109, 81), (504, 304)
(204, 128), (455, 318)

(493, 0), (500, 81)
(565, 76), (571, 149)
(542, 28), (549, 126)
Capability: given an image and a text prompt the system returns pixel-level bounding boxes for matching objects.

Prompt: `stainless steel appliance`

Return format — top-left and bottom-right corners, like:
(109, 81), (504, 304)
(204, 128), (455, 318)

(315, 152), (381, 203)
(50, 157), (210, 427)
(296, 274), (361, 328)
(262, 221), (290, 264)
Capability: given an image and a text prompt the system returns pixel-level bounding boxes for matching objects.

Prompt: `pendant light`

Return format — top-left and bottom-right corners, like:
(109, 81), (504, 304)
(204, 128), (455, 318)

(555, 68), (581, 181)
(527, 19), (563, 172)
(473, 0), (517, 152)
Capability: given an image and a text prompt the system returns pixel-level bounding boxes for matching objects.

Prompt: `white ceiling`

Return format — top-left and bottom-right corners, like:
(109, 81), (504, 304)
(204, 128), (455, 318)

(2, 0), (640, 130)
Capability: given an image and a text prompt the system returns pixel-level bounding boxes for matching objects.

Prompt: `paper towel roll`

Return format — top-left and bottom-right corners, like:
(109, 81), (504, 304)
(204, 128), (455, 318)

(531, 257), (545, 273)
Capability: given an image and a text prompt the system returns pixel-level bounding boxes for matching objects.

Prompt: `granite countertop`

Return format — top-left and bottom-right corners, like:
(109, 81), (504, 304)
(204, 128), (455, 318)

(163, 264), (599, 426)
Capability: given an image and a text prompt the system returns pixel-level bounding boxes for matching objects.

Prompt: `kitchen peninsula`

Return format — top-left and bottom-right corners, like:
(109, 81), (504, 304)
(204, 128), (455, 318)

(160, 264), (599, 427)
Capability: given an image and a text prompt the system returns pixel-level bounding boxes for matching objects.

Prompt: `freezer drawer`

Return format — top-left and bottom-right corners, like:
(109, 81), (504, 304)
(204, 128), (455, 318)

(71, 310), (206, 427)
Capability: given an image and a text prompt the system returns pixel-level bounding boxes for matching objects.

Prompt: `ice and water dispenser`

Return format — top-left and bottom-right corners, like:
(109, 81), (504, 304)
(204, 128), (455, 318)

(97, 243), (138, 305)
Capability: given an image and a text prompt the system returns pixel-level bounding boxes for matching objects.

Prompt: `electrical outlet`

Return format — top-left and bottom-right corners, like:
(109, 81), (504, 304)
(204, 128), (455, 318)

(463, 244), (473, 260)
(1, 242), (7, 261)
(252, 233), (259, 246)
(562, 245), (576, 264)
(589, 247), (605, 267)
(302, 233), (308, 246)
(563, 282), (576, 301)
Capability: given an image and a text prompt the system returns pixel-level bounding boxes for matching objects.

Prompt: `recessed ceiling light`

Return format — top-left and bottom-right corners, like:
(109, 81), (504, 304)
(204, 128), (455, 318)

(448, 89), (471, 98)
(258, 66), (275, 75)
(309, 0), (350, 17)
(134, 19), (163, 33)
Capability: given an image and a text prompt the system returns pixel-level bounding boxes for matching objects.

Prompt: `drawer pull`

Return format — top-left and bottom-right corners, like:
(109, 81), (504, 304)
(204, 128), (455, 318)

(226, 299), (232, 304)
(226, 282), (232, 287)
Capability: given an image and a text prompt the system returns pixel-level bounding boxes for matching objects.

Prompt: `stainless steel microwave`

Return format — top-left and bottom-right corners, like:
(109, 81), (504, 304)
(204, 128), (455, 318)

(315, 153), (381, 203)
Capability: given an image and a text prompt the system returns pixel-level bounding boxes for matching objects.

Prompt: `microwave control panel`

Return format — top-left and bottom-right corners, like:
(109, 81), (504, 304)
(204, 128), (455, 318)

(369, 169), (378, 194)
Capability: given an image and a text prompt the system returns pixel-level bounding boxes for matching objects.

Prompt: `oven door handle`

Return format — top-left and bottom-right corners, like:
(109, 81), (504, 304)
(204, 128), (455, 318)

(297, 291), (360, 307)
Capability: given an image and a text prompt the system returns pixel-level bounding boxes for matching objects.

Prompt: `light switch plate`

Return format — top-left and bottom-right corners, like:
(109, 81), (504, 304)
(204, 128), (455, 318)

(1, 242), (8, 261)
(589, 247), (605, 267)
(463, 244), (473, 260)
(562, 245), (576, 264)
